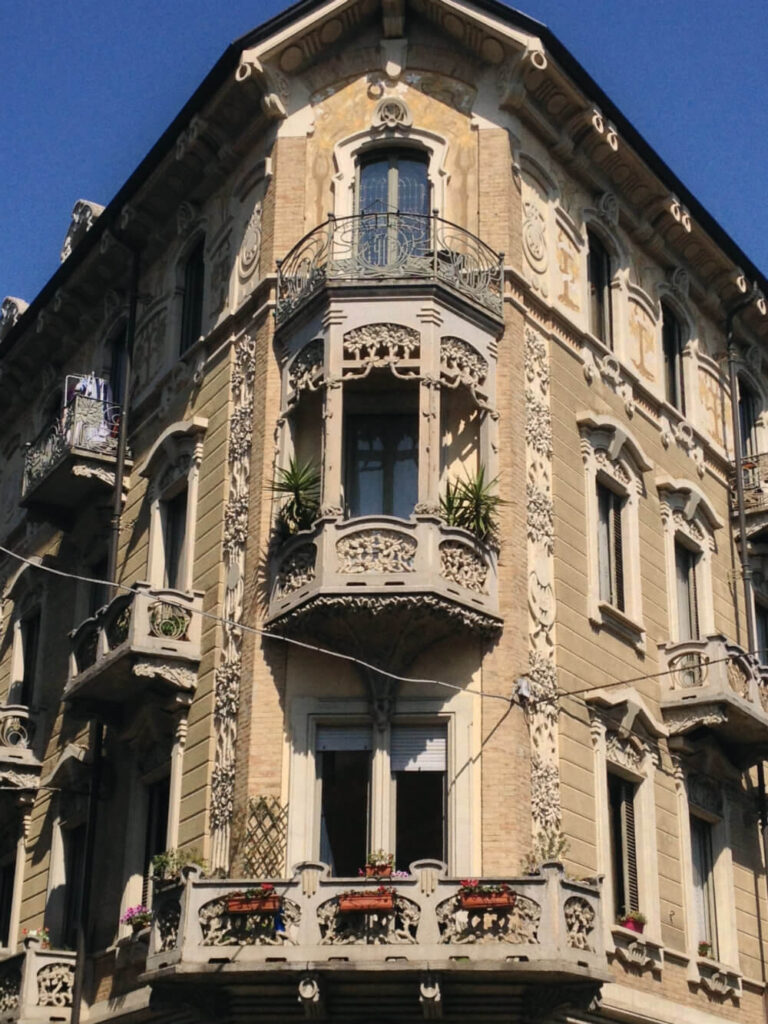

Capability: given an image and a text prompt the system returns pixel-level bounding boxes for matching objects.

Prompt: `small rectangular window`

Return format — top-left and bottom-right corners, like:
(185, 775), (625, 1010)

(391, 725), (447, 870)
(675, 542), (700, 641)
(597, 484), (625, 611)
(588, 231), (613, 347)
(20, 611), (41, 707)
(163, 489), (188, 590)
(0, 857), (15, 947)
(317, 727), (372, 877)
(690, 815), (718, 958)
(608, 772), (639, 919)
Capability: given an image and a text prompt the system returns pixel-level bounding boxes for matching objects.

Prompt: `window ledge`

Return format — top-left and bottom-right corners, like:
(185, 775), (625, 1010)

(690, 956), (742, 998)
(610, 925), (663, 974)
(590, 601), (646, 653)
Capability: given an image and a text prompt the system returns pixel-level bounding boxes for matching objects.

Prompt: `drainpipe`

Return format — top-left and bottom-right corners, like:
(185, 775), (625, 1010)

(107, 248), (140, 591)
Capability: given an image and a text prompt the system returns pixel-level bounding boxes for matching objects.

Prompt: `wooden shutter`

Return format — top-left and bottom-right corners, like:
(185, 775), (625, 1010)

(621, 783), (639, 913)
(691, 558), (700, 640)
(612, 496), (625, 612)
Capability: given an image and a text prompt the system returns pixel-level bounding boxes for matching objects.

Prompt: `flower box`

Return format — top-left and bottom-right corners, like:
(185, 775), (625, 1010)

(226, 895), (281, 913)
(338, 891), (394, 913)
(364, 864), (392, 878)
(619, 917), (645, 934)
(459, 892), (517, 911)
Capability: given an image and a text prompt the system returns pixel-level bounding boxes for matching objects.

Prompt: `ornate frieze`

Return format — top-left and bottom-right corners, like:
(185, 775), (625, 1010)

(372, 96), (411, 129)
(288, 339), (325, 399)
(211, 337), (256, 872)
(342, 324), (420, 379)
(239, 202), (263, 283)
(439, 541), (488, 593)
(605, 730), (642, 772)
(336, 530), (417, 574)
(156, 898), (181, 953)
(524, 325), (562, 839)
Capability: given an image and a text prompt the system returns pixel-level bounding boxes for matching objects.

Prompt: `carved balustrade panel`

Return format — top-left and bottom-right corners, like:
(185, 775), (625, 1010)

(435, 893), (540, 945)
(0, 706), (34, 749)
(317, 895), (420, 945)
(336, 530), (417, 575)
(36, 961), (75, 1007)
(199, 896), (301, 946)
(564, 896), (596, 951)
(439, 541), (488, 593)
(0, 964), (20, 1013)
(148, 600), (192, 642)
(276, 545), (316, 596)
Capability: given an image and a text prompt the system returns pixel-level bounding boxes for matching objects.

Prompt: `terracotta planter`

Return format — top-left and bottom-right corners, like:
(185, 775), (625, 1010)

(226, 896), (281, 913)
(364, 864), (392, 878)
(620, 918), (645, 934)
(338, 892), (394, 913)
(459, 892), (517, 911)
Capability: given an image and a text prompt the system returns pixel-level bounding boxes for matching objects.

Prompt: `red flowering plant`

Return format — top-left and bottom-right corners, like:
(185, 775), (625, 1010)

(458, 878), (513, 897)
(22, 926), (51, 948)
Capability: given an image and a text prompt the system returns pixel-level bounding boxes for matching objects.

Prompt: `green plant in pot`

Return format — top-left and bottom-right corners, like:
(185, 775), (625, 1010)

(151, 847), (207, 881)
(440, 466), (502, 545)
(618, 909), (646, 934)
(270, 457), (321, 541)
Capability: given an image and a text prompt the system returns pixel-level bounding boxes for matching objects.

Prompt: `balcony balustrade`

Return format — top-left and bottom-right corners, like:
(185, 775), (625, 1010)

(0, 705), (40, 796)
(266, 514), (501, 656)
(66, 583), (202, 709)
(21, 386), (127, 516)
(659, 634), (768, 765)
(276, 212), (504, 327)
(0, 943), (76, 1023)
(145, 862), (606, 1017)
(732, 452), (768, 534)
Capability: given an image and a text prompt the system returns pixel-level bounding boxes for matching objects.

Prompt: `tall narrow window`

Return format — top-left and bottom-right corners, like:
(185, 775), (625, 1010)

(62, 824), (87, 949)
(690, 815), (718, 958)
(162, 489), (188, 590)
(738, 379), (760, 458)
(142, 777), (170, 903)
(180, 238), (205, 355)
(597, 484), (624, 611)
(587, 230), (613, 347)
(392, 725), (447, 871)
(20, 610), (40, 707)
(358, 151), (430, 264)
(109, 323), (128, 406)
(608, 772), (638, 919)
(345, 408), (419, 519)
(662, 303), (685, 412)
(88, 557), (109, 618)
(317, 727), (372, 877)
(675, 542), (700, 641)
(0, 856), (15, 947)
(756, 602), (768, 665)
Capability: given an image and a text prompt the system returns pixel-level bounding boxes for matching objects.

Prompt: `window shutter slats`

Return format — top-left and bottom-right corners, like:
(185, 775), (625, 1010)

(612, 497), (625, 612)
(622, 784), (639, 913)
(691, 560), (700, 640)
(391, 726), (446, 772)
(316, 726), (372, 751)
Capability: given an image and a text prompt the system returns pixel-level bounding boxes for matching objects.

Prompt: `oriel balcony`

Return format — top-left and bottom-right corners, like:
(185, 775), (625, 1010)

(144, 862), (606, 1019)
(0, 705), (41, 796)
(276, 212), (504, 328)
(21, 380), (128, 519)
(0, 942), (76, 1023)
(266, 513), (502, 662)
(732, 452), (768, 537)
(658, 635), (768, 765)
(66, 583), (202, 713)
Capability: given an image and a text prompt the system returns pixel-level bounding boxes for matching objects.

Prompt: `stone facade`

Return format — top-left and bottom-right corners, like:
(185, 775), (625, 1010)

(0, 2), (767, 1023)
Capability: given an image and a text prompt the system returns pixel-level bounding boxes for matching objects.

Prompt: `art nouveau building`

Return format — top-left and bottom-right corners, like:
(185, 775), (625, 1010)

(1, 0), (767, 1021)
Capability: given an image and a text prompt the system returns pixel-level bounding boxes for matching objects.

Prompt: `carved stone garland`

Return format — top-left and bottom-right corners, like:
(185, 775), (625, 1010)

(525, 326), (562, 839)
(211, 337), (257, 872)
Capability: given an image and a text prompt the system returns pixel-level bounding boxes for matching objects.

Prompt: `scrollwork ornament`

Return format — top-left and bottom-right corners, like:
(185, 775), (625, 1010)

(37, 963), (75, 1007)
(522, 201), (548, 273)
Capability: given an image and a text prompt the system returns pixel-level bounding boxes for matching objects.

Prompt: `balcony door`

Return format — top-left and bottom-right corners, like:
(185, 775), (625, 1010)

(358, 151), (430, 266)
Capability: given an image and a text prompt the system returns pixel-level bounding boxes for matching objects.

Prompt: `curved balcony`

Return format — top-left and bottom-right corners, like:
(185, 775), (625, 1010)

(732, 452), (768, 537)
(658, 635), (768, 765)
(66, 583), (202, 713)
(21, 389), (129, 520)
(276, 212), (504, 327)
(266, 514), (502, 661)
(145, 862), (606, 1016)
(0, 704), (40, 795)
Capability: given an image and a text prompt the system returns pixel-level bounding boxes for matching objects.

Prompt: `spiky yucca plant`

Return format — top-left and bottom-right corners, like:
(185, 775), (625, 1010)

(270, 457), (321, 540)
(439, 466), (502, 544)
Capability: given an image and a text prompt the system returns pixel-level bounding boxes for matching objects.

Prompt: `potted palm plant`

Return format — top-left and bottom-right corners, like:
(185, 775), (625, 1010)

(440, 467), (502, 545)
(270, 457), (320, 541)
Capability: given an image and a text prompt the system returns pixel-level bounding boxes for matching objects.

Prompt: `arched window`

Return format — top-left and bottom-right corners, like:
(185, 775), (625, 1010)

(661, 302), (685, 413)
(179, 237), (205, 355)
(587, 229), (613, 347)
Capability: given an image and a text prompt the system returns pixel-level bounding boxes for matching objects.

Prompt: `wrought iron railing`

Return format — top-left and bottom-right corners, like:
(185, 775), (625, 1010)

(22, 393), (121, 497)
(276, 212), (504, 324)
(734, 451), (768, 514)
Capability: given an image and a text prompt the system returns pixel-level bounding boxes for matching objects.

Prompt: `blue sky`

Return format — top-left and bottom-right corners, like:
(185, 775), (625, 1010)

(1, 1), (766, 304)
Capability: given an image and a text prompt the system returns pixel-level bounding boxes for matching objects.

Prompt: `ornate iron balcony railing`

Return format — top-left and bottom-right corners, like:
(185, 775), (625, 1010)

(733, 451), (768, 514)
(276, 212), (504, 324)
(22, 392), (121, 498)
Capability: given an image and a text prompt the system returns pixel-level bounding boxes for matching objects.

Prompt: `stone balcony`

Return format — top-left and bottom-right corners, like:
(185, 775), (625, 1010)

(0, 706), (41, 796)
(275, 212), (504, 329)
(659, 635), (768, 765)
(21, 390), (128, 520)
(65, 583), (203, 713)
(0, 943), (76, 1023)
(266, 514), (502, 660)
(144, 862), (606, 1019)
(732, 452), (768, 538)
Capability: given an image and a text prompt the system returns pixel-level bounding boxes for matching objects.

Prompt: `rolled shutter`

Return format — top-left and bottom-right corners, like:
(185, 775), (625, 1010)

(391, 726), (446, 772)
(315, 726), (372, 751)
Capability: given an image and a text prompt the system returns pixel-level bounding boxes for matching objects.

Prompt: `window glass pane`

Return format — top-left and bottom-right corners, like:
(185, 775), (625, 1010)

(690, 815), (717, 954)
(180, 239), (205, 354)
(395, 772), (444, 870)
(359, 158), (390, 214)
(345, 414), (418, 518)
(588, 231), (611, 346)
(0, 858), (15, 947)
(320, 750), (370, 876)
(597, 485), (612, 604)
(163, 489), (188, 589)
(397, 157), (430, 217)
(63, 824), (87, 948)
(756, 604), (768, 665)
(675, 543), (698, 641)
(739, 382), (759, 457)
(20, 611), (40, 707)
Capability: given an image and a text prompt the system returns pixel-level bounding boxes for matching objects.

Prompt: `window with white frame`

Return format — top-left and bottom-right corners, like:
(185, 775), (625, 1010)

(658, 481), (720, 644)
(690, 814), (718, 958)
(579, 415), (651, 650)
(140, 421), (206, 593)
